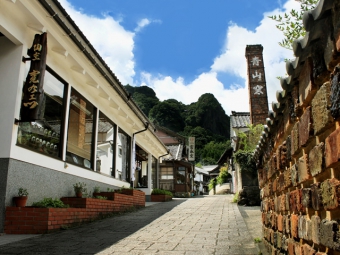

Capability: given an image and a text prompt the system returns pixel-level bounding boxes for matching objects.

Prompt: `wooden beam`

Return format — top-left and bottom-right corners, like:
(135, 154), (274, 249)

(109, 100), (119, 109)
(71, 65), (86, 75)
(126, 117), (134, 125)
(52, 47), (68, 57)
(27, 23), (46, 33)
(118, 107), (127, 118)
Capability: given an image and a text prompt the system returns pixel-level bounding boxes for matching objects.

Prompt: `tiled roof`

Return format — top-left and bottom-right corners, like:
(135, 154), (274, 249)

(165, 144), (183, 160)
(202, 165), (219, 172)
(195, 167), (210, 175)
(216, 147), (233, 165)
(230, 111), (250, 128)
(254, 0), (333, 159)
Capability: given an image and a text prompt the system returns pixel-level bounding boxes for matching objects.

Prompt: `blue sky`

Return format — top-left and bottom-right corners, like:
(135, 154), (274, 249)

(61, 0), (299, 114)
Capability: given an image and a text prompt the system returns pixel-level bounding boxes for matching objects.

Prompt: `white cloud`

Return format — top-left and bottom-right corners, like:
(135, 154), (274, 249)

(135, 18), (151, 32)
(134, 18), (161, 32)
(60, 0), (301, 115)
(140, 71), (249, 115)
(141, 0), (299, 115)
(58, 0), (136, 85)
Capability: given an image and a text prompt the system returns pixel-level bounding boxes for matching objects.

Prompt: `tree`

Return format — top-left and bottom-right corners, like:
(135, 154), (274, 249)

(269, 0), (319, 49)
(149, 102), (185, 132)
(186, 93), (230, 139)
(133, 92), (159, 116)
(124, 85), (160, 116)
(208, 178), (217, 194)
(217, 165), (231, 185)
(238, 124), (263, 151)
(233, 124), (263, 176)
(200, 141), (231, 165)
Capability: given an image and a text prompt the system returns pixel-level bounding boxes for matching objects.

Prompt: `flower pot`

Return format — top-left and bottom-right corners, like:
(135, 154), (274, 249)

(75, 192), (82, 198)
(13, 196), (28, 207)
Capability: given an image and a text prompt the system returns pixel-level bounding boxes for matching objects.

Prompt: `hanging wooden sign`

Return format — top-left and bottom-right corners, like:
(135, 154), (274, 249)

(20, 32), (47, 122)
(188, 137), (195, 161)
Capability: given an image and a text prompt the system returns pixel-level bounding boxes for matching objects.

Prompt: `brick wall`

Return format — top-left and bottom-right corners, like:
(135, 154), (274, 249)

(254, 1), (340, 254)
(5, 190), (145, 234)
(150, 195), (172, 202)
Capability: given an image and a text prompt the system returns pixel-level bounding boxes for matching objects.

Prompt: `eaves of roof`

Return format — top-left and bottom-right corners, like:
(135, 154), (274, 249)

(230, 112), (250, 128)
(253, 0), (334, 161)
(37, 0), (167, 152)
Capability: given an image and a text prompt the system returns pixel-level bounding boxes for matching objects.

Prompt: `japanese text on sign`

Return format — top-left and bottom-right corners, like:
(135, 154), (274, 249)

(188, 137), (195, 161)
(23, 44), (42, 109)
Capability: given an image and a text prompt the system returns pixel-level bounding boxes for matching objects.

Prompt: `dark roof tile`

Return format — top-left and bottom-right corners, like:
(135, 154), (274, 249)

(230, 112), (250, 128)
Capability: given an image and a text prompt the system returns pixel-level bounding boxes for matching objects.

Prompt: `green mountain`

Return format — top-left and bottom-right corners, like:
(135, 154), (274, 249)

(125, 85), (230, 163)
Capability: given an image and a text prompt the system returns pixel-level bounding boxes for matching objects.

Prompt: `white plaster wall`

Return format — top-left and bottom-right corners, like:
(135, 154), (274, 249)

(116, 133), (123, 179)
(232, 127), (249, 137)
(0, 37), (24, 158)
(231, 171), (235, 193)
(0, 0), (167, 189)
(236, 163), (243, 192)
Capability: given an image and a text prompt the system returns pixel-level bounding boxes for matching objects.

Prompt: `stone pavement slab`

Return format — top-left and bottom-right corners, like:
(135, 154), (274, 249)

(0, 195), (264, 254)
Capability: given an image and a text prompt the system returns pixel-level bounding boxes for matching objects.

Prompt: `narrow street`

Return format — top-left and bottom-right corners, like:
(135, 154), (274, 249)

(0, 195), (262, 255)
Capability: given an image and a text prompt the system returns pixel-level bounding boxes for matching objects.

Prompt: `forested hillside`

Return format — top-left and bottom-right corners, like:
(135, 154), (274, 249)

(125, 85), (230, 164)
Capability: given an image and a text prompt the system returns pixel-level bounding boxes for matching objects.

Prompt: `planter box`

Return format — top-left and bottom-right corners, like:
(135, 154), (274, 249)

(151, 194), (172, 202)
(93, 189), (145, 207)
(5, 191), (145, 234)
(60, 196), (133, 211)
(120, 189), (145, 207)
(5, 207), (89, 234)
(93, 192), (116, 200)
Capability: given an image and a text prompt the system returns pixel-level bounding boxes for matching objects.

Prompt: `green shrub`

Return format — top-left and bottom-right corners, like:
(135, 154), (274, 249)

(208, 178), (217, 191)
(232, 192), (239, 203)
(32, 198), (69, 208)
(73, 182), (87, 193)
(18, 188), (29, 196)
(95, 196), (107, 200)
(217, 166), (231, 185)
(151, 188), (173, 197)
(254, 237), (262, 243)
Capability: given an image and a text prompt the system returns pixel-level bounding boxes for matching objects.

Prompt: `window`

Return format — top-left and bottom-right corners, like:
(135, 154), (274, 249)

(176, 167), (186, 184)
(133, 146), (148, 188)
(96, 112), (116, 175)
(160, 167), (173, 180)
(117, 128), (130, 182)
(17, 68), (66, 158)
(66, 88), (95, 169)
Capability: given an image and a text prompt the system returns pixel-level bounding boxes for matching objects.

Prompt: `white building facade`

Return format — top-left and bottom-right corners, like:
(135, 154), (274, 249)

(0, 0), (167, 232)
(229, 111), (250, 193)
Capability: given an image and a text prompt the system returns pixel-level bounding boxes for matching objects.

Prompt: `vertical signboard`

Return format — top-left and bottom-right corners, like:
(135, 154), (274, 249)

(245, 44), (269, 125)
(20, 32), (47, 121)
(188, 137), (195, 161)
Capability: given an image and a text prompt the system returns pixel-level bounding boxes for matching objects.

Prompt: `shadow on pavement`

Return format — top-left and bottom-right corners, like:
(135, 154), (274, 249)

(238, 204), (269, 255)
(0, 199), (187, 255)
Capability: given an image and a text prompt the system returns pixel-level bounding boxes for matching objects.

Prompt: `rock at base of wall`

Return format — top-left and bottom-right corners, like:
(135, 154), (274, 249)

(237, 186), (261, 206)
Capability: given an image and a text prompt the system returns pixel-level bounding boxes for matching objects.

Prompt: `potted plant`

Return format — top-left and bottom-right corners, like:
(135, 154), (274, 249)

(93, 186), (100, 197)
(13, 188), (29, 207)
(73, 182), (86, 198)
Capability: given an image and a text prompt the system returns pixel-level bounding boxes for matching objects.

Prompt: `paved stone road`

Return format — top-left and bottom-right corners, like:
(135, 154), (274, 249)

(0, 195), (261, 255)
